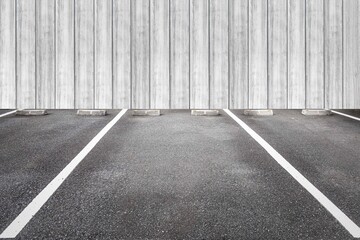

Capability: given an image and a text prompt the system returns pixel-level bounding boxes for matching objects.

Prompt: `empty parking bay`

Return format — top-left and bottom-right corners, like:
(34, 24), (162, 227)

(1, 110), (356, 239)
(0, 110), (119, 235)
(231, 110), (360, 235)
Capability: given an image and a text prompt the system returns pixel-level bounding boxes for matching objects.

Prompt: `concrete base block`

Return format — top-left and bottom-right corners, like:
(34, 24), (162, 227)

(16, 109), (48, 116)
(301, 109), (332, 116)
(244, 110), (273, 116)
(77, 110), (107, 116)
(191, 110), (220, 116)
(132, 110), (161, 116)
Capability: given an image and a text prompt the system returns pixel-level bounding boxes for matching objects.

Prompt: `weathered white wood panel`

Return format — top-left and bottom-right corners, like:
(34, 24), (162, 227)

(36, 0), (55, 109)
(343, 0), (360, 108)
(306, 0), (324, 109)
(229, 0), (248, 109)
(3, 0), (360, 110)
(209, 0), (228, 109)
(56, 0), (75, 109)
(75, 0), (94, 109)
(17, 0), (36, 109)
(0, 0), (16, 108)
(288, 0), (305, 109)
(190, 0), (209, 109)
(131, 0), (150, 109)
(249, 0), (267, 109)
(113, 0), (131, 109)
(325, 0), (342, 109)
(95, 0), (112, 109)
(150, 0), (169, 109)
(170, 0), (189, 109)
(268, 0), (287, 109)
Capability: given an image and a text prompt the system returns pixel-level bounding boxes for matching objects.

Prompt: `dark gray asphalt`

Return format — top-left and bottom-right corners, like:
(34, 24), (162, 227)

(333, 109), (360, 118)
(13, 110), (353, 239)
(0, 109), (15, 115)
(0, 110), (118, 234)
(232, 110), (360, 237)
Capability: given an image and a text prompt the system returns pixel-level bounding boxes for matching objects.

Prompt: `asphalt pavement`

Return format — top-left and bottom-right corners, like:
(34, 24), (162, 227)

(0, 110), (359, 239)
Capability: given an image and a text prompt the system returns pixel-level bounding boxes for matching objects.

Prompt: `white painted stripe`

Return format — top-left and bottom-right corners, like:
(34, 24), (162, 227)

(331, 110), (360, 122)
(223, 109), (360, 238)
(0, 109), (128, 239)
(0, 110), (17, 118)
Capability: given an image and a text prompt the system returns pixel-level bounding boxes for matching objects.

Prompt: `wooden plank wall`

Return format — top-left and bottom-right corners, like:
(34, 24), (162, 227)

(0, 0), (359, 109)
(16, 0), (36, 109)
(344, 0), (360, 108)
(0, 0), (16, 108)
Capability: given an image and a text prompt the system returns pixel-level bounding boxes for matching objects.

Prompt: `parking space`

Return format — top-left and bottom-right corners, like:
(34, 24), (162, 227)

(332, 110), (360, 120)
(0, 109), (359, 239)
(231, 110), (360, 233)
(0, 110), (16, 117)
(0, 110), (119, 235)
(0, 110), (355, 239)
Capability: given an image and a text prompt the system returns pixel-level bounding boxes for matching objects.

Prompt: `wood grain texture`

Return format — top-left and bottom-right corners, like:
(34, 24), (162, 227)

(36, 0), (55, 109)
(131, 0), (150, 109)
(95, 0), (112, 108)
(306, 0), (324, 109)
(325, 0), (342, 109)
(209, 0), (228, 109)
(75, 0), (94, 109)
(150, 0), (169, 109)
(3, 0), (359, 110)
(249, 0), (267, 109)
(288, 0), (305, 109)
(268, 0), (287, 109)
(0, 0), (16, 108)
(190, 0), (209, 109)
(56, 0), (75, 109)
(170, 0), (189, 109)
(343, 0), (360, 108)
(113, 0), (131, 109)
(229, 0), (248, 109)
(17, 0), (36, 109)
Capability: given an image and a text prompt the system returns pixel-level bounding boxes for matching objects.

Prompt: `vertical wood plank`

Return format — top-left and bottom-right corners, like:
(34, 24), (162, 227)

(249, 0), (267, 109)
(229, 0), (248, 109)
(131, 0), (150, 109)
(288, 0), (305, 109)
(75, 0), (94, 109)
(209, 0), (228, 109)
(268, 0), (287, 109)
(0, 0), (16, 108)
(190, 0), (209, 109)
(17, 0), (36, 109)
(113, 0), (131, 109)
(325, 0), (342, 109)
(170, 0), (189, 109)
(36, 0), (55, 109)
(95, 0), (112, 108)
(343, 0), (360, 108)
(150, 0), (169, 109)
(306, 0), (324, 109)
(56, 0), (75, 109)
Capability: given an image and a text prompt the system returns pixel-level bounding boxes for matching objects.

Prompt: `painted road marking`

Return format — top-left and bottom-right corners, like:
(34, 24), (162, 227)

(331, 110), (360, 122)
(0, 109), (128, 239)
(224, 109), (360, 238)
(0, 110), (17, 118)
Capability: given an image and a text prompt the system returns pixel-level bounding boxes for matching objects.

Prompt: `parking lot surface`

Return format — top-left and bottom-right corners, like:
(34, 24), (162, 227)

(0, 110), (118, 235)
(0, 110), (15, 116)
(0, 110), (359, 239)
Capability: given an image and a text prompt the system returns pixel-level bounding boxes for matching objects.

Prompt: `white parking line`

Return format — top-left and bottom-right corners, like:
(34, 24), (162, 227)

(0, 110), (17, 118)
(331, 110), (360, 122)
(224, 109), (360, 238)
(0, 109), (128, 239)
